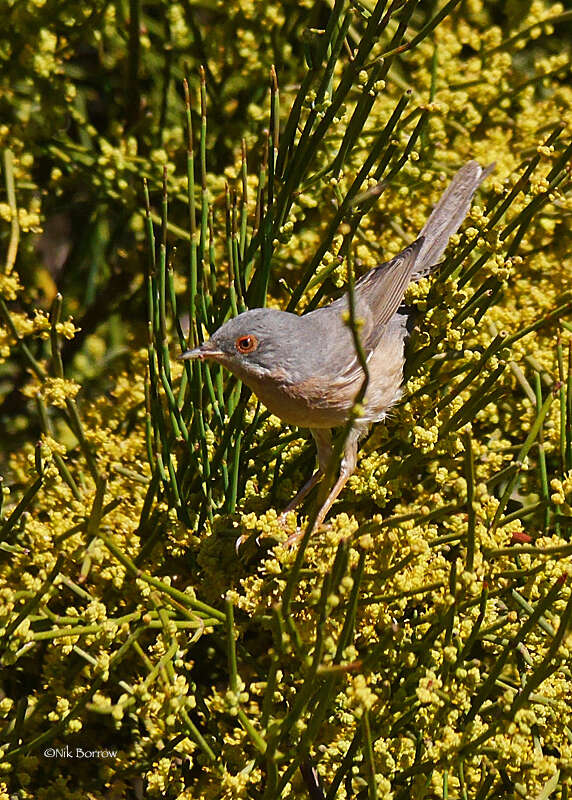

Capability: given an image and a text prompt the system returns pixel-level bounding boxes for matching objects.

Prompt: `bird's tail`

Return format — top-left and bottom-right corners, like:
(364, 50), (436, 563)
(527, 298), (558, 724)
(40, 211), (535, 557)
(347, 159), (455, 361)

(411, 160), (494, 279)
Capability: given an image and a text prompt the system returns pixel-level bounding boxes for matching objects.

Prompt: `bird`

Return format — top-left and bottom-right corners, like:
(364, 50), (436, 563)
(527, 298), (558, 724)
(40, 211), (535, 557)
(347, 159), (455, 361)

(181, 161), (492, 540)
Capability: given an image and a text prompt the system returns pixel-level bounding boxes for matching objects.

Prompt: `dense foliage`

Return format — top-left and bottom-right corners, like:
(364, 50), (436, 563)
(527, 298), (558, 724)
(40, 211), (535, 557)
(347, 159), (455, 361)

(1, 1), (572, 798)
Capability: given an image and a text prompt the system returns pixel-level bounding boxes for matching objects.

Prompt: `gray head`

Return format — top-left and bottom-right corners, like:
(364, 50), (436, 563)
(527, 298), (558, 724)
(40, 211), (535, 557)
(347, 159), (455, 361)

(180, 308), (309, 384)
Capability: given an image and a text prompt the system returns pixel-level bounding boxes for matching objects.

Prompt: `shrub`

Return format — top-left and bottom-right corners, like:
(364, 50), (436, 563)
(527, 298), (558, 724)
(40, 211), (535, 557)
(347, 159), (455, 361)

(1, 1), (571, 798)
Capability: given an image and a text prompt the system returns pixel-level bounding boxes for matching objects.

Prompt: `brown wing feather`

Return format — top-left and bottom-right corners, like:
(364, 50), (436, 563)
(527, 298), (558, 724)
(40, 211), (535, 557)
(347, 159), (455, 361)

(353, 237), (424, 344)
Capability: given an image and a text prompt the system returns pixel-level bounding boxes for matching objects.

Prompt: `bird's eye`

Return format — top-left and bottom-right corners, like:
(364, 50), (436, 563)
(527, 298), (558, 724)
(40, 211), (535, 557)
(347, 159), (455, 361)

(235, 334), (258, 354)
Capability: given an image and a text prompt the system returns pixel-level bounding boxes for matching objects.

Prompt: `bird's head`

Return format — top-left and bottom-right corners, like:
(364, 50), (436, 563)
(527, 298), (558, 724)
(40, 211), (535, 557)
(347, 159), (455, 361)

(180, 308), (304, 384)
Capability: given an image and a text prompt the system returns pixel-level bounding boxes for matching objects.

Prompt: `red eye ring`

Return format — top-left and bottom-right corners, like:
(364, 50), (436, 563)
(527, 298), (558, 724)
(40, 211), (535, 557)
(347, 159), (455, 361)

(235, 334), (258, 354)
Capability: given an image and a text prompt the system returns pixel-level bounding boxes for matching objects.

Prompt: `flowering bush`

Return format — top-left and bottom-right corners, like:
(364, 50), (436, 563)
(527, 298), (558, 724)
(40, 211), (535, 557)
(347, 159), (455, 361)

(1, 1), (571, 798)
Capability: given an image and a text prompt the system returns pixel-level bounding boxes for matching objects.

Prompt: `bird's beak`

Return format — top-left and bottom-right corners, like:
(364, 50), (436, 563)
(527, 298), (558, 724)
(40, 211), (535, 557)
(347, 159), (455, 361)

(179, 340), (224, 361)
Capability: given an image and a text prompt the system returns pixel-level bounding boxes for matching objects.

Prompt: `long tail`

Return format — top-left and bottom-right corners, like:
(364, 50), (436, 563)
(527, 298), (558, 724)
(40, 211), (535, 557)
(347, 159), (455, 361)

(412, 160), (494, 279)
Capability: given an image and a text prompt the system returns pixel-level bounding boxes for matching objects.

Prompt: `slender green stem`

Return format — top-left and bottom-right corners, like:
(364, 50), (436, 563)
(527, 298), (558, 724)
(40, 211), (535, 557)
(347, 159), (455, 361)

(463, 432), (476, 572)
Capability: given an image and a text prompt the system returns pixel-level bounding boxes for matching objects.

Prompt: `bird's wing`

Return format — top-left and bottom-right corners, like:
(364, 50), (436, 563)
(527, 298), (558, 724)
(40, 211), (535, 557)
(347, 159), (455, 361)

(413, 160), (494, 278)
(352, 237), (425, 342)
(324, 237), (424, 355)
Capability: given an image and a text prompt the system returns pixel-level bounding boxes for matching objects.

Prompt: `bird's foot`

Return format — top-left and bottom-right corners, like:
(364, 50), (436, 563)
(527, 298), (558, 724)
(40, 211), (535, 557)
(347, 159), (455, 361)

(235, 511), (297, 554)
(278, 510), (311, 548)
(277, 509), (295, 528)
(235, 530), (281, 554)
(284, 526), (304, 547)
(283, 516), (332, 547)
(234, 532), (252, 554)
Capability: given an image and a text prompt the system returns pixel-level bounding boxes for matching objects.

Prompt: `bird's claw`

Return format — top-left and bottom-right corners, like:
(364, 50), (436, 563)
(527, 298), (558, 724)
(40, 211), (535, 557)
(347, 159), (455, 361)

(234, 533), (250, 555)
(284, 527), (304, 547)
(234, 510), (322, 553)
(235, 532), (268, 554)
(235, 529), (284, 554)
(277, 510), (292, 528)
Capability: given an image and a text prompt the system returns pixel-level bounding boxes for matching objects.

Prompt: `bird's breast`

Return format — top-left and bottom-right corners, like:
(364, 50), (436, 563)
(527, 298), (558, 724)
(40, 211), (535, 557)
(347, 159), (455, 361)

(242, 367), (400, 429)
(242, 369), (352, 428)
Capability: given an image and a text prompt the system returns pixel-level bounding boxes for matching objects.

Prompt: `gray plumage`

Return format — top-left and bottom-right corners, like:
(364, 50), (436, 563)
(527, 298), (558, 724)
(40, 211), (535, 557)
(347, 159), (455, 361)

(182, 161), (492, 537)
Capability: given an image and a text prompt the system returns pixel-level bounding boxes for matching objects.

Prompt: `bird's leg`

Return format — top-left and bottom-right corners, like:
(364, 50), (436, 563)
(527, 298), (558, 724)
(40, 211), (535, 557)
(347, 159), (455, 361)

(286, 427), (361, 545)
(279, 429), (332, 521)
(279, 471), (322, 516)
(237, 430), (333, 553)
(314, 428), (360, 529)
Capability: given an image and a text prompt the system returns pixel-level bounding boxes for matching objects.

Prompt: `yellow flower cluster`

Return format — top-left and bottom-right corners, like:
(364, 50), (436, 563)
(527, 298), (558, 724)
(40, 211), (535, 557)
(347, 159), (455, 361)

(1, 0), (572, 798)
